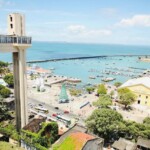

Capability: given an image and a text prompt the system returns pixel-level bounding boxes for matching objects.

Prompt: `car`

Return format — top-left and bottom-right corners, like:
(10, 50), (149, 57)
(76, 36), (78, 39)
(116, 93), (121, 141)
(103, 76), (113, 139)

(52, 114), (57, 117)
(57, 112), (62, 115)
(64, 110), (69, 114)
(95, 93), (99, 97)
(54, 107), (59, 110)
(28, 114), (34, 119)
(38, 104), (43, 106)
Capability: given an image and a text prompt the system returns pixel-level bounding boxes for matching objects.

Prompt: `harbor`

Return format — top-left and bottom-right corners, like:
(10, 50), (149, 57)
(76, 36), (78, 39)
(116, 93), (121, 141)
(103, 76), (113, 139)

(32, 55), (149, 85)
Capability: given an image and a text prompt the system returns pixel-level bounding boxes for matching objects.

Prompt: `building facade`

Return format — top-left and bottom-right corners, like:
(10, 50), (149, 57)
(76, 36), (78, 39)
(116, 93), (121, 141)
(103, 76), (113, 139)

(120, 77), (150, 106)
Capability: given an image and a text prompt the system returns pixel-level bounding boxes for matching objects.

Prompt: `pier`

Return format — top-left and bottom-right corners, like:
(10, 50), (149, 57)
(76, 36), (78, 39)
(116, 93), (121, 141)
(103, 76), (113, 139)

(27, 55), (150, 64)
(45, 77), (81, 86)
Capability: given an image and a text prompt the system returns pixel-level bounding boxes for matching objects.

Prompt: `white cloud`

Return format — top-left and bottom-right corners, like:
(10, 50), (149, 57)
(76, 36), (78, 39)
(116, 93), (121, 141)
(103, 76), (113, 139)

(68, 25), (86, 34)
(67, 24), (112, 36)
(118, 15), (150, 27)
(100, 8), (117, 16)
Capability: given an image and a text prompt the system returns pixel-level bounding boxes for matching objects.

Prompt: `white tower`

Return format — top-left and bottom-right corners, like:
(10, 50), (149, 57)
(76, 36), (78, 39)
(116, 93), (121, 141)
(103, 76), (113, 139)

(8, 13), (25, 36)
(0, 13), (32, 131)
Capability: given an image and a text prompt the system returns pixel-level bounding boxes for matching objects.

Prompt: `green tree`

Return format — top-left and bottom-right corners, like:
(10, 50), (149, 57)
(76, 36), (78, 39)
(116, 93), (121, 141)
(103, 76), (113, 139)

(118, 87), (130, 94)
(69, 88), (82, 96)
(0, 88), (11, 98)
(143, 117), (150, 125)
(118, 88), (137, 109)
(86, 108), (123, 141)
(4, 74), (14, 88)
(0, 84), (5, 90)
(114, 82), (122, 87)
(124, 120), (150, 140)
(0, 95), (8, 121)
(0, 61), (8, 68)
(86, 87), (95, 94)
(110, 91), (115, 98)
(97, 84), (107, 95)
(0, 68), (4, 77)
(93, 95), (112, 108)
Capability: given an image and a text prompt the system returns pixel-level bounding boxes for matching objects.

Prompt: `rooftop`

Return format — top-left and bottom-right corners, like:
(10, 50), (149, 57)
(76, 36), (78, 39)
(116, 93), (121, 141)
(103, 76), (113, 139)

(120, 77), (150, 89)
(112, 138), (136, 150)
(23, 118), (45, 133)
(137, 138), (150, 149)
(54, 132), (95, 150)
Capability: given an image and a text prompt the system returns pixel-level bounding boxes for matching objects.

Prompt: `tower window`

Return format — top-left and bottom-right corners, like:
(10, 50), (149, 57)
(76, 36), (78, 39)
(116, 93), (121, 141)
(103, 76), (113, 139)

(10, 16), (13, 22)
(10, 24), (13, 29)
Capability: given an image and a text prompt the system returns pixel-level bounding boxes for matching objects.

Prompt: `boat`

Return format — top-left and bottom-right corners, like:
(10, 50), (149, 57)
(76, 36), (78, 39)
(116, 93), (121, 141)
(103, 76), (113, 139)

(49, 67), (55, 70)
(101, 77), (116, 82)
(89, 76), (96, 79)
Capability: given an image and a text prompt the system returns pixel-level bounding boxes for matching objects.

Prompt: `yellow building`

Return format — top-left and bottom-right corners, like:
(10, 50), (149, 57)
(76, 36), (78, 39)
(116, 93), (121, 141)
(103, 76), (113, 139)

(120, 77), (150, 106)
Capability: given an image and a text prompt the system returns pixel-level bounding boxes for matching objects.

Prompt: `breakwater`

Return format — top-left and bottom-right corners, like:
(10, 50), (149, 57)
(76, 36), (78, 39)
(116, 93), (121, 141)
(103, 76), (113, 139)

(27, 54), (150, 64)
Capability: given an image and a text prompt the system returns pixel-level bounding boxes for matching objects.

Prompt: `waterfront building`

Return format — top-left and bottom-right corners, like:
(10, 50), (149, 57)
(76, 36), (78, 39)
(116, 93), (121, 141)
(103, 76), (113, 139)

(0, 13), (32, 131)
(120, 77), (150, 106)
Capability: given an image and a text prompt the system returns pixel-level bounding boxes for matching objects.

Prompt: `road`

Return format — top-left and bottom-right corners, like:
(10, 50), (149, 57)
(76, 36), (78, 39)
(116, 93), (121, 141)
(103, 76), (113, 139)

(28, 97), (85, 126)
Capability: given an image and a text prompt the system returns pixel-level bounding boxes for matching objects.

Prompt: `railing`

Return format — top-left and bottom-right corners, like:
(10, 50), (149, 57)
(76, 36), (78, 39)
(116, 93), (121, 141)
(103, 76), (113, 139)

(0, 35), (32, 44)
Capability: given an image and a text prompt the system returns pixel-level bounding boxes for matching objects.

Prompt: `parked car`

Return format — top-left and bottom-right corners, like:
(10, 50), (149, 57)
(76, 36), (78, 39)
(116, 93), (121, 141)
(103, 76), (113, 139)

(38, 104), (43, 106)
(64, 110), (69, 114)
(54, 107), (59, 110)
(52, 114), (57, 117)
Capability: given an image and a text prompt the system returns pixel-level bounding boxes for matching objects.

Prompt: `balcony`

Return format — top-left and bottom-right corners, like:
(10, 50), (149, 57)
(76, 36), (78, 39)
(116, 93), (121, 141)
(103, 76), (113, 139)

(0, 35), (32, 44)
(0, 35), (32, 52)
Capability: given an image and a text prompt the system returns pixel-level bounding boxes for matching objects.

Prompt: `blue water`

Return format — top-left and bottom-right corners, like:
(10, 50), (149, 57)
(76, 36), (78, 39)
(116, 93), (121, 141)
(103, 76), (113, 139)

(1, 42), (150, 62)
(0, 42), (150, 85)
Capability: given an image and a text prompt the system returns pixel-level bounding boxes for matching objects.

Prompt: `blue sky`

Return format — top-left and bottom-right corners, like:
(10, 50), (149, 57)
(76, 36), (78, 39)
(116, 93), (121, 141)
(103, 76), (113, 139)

(0, 0), (150, 45)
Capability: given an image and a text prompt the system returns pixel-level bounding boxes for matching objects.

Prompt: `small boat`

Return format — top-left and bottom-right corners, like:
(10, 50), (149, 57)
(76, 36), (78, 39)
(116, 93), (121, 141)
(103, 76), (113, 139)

(49, 67), (55, 70)
(89, 76), (96, 79)
(101, 77), (116, 82)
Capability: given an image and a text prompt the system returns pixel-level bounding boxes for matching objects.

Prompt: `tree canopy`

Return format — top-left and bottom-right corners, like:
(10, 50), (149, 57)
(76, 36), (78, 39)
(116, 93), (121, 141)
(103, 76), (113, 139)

(0, 95), (9, 121)
(86, 108), (150, 142)
(0, 61), (8, 68)
(118, 88), (137, 108)
(114, 82), (122, 87)
(86, 87), (95, 94)
(0, 85), (11, 98)
(93, 95), (112, 108)
(86, 108), (123, 140)
(4, 74), (14, 88)
(143, 117), (150, 125)
(97, 84), (107, 95)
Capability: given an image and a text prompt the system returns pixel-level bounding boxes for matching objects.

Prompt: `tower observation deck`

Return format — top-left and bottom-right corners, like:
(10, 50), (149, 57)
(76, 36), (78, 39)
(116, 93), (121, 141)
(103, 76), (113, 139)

(0, 13), (32, 131)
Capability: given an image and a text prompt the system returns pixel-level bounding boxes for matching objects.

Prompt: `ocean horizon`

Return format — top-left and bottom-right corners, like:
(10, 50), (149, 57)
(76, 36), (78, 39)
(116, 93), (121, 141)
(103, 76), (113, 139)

(1, 42), (150, 62)
(1, 42), (150, 84)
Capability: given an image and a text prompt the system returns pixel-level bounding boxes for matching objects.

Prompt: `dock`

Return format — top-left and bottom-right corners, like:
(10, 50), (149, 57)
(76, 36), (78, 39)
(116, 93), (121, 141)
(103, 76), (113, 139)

(45, 77), (81, 86)
(26, 55), (150, 64)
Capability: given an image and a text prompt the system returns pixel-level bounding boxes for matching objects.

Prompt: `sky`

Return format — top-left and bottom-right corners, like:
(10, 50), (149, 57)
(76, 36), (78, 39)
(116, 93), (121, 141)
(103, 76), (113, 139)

(0, 0), (150, 45)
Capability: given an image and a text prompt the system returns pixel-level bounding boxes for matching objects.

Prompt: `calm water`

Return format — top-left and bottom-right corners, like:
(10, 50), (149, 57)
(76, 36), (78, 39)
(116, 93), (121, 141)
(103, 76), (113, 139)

(0, 42), (150, 84)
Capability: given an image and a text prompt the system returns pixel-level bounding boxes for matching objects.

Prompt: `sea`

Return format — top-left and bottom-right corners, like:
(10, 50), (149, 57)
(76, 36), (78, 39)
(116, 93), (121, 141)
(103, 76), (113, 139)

(0, 42), (150, 85)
